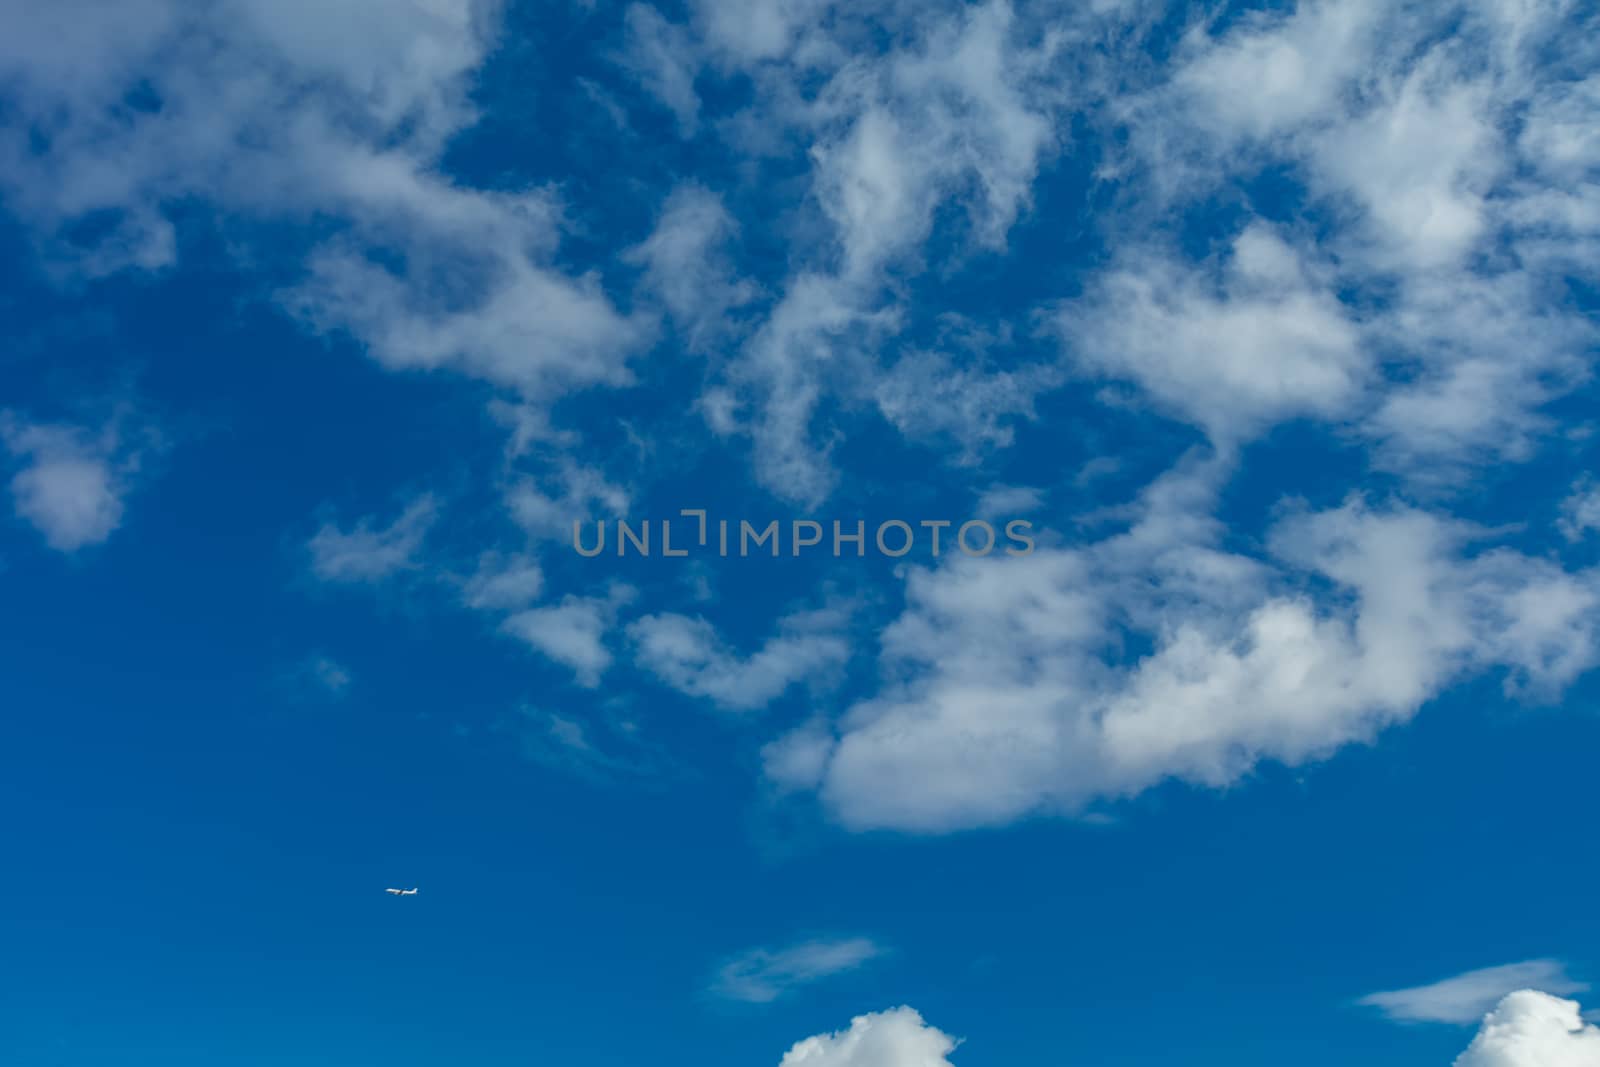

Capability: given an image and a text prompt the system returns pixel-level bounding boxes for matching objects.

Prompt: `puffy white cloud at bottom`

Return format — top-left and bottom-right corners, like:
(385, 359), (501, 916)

(779, 1008), (958, 1067)
(773, 992), (1600, 1066)
(1455, 991), (1600, 1067)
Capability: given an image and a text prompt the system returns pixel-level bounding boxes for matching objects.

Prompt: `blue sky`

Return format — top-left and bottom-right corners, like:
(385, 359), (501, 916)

(1, 1), (1599, 1065)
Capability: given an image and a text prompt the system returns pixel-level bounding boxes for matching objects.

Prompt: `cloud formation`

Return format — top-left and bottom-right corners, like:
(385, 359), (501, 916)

(501, 585), (635, 687)
(776, 1007), (959, 1067)
(1361, 961), (1590, 1025)
(307, 495), (438, 584)
(1, 0), (648, 397)
(0, 411), (148, 553)
(1455, 991), (1600, 1067)
(713, 937), (885, 1004)
(771, 459), (1600, 831)
(629, 605), (851, 712)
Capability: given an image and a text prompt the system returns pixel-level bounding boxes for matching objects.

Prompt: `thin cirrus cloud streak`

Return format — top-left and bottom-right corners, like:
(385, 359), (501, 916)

(1359, 960), (1591, 1025)
(710, 937), (886, 1004)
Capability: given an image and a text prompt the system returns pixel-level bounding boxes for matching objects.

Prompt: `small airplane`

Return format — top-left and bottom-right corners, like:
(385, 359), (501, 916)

(385, 888), (419, 896)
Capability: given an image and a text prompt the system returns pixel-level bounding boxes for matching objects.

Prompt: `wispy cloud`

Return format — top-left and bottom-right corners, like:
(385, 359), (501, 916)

(280, 654), (354, 702)
(1360, 960), (1590, 1024)
(304, 655), (353, 697)
(502, 704), (684, 786)
(307, 494), (438, 584)
(628, 603), (852, 712)
(711, 936), (885, 1003)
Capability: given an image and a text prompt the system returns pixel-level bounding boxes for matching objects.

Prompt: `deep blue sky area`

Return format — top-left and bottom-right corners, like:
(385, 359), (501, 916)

(2, 2), (1598, 1066)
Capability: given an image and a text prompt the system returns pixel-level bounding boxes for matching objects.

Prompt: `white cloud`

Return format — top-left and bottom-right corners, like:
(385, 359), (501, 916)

(1360, 271), (1593, 477)
(625, 183), (757, 349)
(1057, 224), (1367, 441)
(1168, 0), (1384, 143)
(705, 0), (1069, 503)
(691, 0), (836, 66)
(307, 495), (437, 583)
(501, 587), (633, 687)
(1560, 479), (1600, 542)
(974, 484), (1043, 521)
(775, 457), (1600, 832)
(1361, 961), (1590, 1024)
(628, 605), (851, 712)
(0, 412), (145, 553)
(1155, 0), (1513, 270)
(507, 459), (629, 541)
(621, 4), (702, 136)
(286, 232), (645, 399)
(1310, 63), (1500, 270)
(762, 719), (838, 793)
(776, 1006), (959, 1067)
(874, 345), (1052, 463)
(460, 552), (544, 612)
(1455, 990), (1600, 1067)
(712, 937), (884, 1003)
(1111, 0), (1600, 478)
(723, 273), (902, 506)
(0, 0), (648, 397)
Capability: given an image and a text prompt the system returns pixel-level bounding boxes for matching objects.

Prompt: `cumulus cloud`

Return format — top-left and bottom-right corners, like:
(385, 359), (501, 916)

(1454, 990), (1600, 1067)
(772, 456), (1600, 832)
(0, 411), (149, 553)
(1361, 961), (1590, 1024)
(775, 1006), (959, 1067)
(307, 495), (438, 583)
(712, 937), (885, 1004)
(1057, 224), (1366, 440)
(0, 0), (648, 396)
(501, 585), (634, 687)
(1115, 0), (1600, 476)
(628, 604), (851, 712)
(8, 0), (1599, 871)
